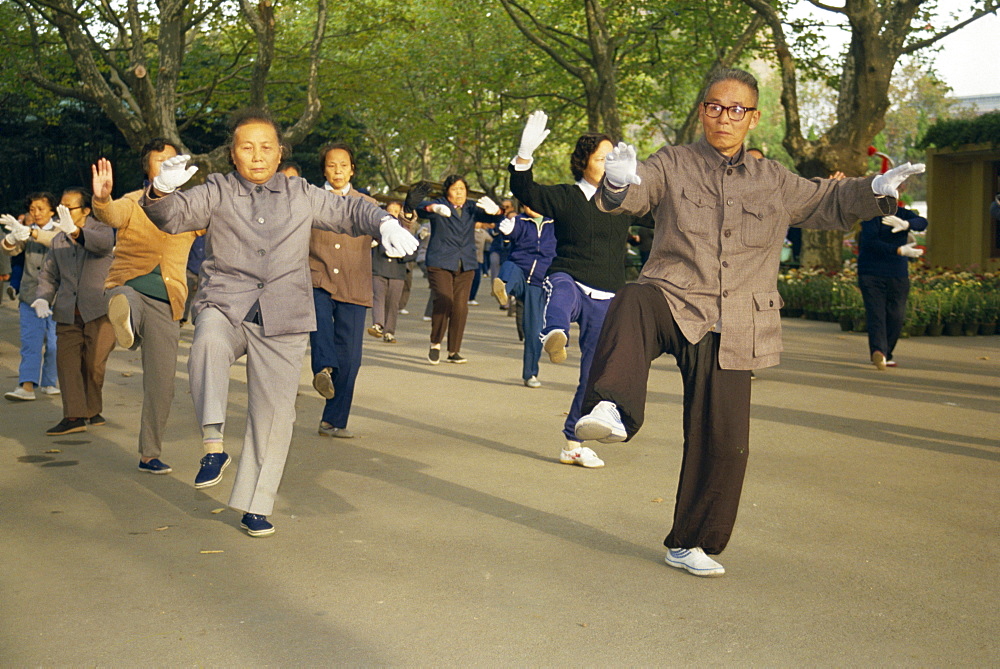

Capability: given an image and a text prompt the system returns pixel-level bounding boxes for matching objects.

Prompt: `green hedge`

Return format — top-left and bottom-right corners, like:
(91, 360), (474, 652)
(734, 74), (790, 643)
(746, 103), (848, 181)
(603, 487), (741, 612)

(917, 111), (1000, 150)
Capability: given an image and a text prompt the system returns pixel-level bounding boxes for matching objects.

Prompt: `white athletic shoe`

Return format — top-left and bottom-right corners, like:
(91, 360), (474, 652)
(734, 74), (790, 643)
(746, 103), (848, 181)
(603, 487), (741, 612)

(665, 547), (725, 577)
(559, 442), (604, 468)
(523, 376), (541, 388)
(574, 401), (627, 443)
(39, 385), (61, 396)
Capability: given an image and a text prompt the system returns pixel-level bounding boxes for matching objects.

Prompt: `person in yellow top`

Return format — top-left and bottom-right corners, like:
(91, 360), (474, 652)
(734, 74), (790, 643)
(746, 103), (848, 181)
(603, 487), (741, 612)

(90, 139), (204, 475)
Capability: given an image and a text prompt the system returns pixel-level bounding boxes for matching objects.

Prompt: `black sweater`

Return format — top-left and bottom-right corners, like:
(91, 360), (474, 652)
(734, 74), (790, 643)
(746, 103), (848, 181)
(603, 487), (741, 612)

(509, 163), (648, 292)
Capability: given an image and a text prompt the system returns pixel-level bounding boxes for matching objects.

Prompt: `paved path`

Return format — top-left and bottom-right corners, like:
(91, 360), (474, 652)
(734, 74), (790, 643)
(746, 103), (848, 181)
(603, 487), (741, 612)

(1, 283), (997, 665)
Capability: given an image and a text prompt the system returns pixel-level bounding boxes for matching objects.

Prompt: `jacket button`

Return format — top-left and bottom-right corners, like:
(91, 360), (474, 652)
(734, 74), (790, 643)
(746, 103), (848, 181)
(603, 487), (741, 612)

(726, 198), (734, 206)
(769, 299), (774, 307)
(257, 249), (265, 256)
(257, 218), (264, 224)
(333, 268), (340, 274)
(722, 290), (729, 298)
(255, 186), (263, 193)
(722, 261), (729, 268)
(726, 168), (733, 176)
(256, 282), (264, 288)
(724, 230), (732, 238)
(335, 244), (341, 250)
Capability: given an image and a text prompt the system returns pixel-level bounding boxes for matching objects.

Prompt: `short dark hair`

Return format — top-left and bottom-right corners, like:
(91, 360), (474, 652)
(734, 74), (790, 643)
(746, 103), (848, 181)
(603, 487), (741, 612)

(139, 137), (179, 177)
(62, 187), (92, 211)
(226, 108), (284, 163)
(570, 133), (613, 182)
(705, 67), (759, 106)
(319, 142), (356, 171)
(442, 174), (467, 194)
(278, 160), (302, 176)
(25, 192), (57, 212)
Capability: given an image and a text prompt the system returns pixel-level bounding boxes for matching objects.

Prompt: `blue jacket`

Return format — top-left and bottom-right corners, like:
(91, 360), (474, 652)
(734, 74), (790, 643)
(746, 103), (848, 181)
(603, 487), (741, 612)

(857, 206), (928, 278)
(504, 213), (557, 286)
(421, 196), (503, 272)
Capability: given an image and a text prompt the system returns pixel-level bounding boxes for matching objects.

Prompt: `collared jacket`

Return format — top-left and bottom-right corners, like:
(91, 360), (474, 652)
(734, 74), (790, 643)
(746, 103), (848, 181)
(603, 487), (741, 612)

(598, 137), (894, 370)
(857, 206), (928, 278)
(420, 196), (504, 272)
(35, 216), (116, 324)
(502, 213), (556, 286)
(309, 184), (377, 307)
(142, 171), (389, 336)
(93, 189), (203, 321)
(1, 219), (59, 306)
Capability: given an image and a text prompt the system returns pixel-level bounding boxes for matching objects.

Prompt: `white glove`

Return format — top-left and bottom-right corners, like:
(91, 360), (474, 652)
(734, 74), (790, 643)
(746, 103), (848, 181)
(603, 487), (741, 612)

(379, 216), (418, 258)
(898, 243), (923, 258)
(872, 162), (924, 198)
(604, 141), (642, 188)
(429, 203), (451, 217)
(518, 110), (551, 160)
(498, 217), (515, 235)
(476, 196), (500, 216)
(31, 298), (52, 318)
(2, 215), (30, 244)
(55, 205), (77, 235)
(881, 215), (909, 233)
(152, 154), (198, 194)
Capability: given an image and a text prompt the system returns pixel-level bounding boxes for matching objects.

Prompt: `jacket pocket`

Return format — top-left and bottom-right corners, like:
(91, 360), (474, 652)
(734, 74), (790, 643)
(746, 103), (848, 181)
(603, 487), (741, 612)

(677, 187), (716, 236)
(752, 290), (784, 357)
(741, 199), (781, 248)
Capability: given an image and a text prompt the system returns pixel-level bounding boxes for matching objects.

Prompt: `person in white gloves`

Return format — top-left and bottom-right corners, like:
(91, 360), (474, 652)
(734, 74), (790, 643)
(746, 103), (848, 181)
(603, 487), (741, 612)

(508, 110), (652, 469)
(34, 189), (116, 436)
(139, 108), (417, 537)
(414, 175), (505, 364)
(571, 68), (920, 578)
(857, 202), (928, 370)
(2, 193), (61, 402)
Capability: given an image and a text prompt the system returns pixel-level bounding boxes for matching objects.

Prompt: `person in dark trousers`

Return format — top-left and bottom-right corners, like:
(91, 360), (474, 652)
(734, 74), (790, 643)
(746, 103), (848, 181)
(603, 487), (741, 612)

(857, 204), (927, 369)
(509, 112), (651, 468)
(571, 68), (922, 577)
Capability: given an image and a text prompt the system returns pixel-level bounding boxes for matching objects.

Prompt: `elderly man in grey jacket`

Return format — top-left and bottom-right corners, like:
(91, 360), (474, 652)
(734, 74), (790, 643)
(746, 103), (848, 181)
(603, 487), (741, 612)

(141, 109), (417, 537)
(572, 68), (923, 578)
(34, 188), (116, 436)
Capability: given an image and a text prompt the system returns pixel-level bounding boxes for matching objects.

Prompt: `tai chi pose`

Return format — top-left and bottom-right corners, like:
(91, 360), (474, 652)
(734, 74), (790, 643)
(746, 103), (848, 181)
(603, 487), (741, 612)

(92, 139), (203, 473)
(34, 191), (116, 436)
(572, 68), (922, 576)
(508, 112), (650, 468)
(140, 109), (417, 537)
(491, 204), (556, 388)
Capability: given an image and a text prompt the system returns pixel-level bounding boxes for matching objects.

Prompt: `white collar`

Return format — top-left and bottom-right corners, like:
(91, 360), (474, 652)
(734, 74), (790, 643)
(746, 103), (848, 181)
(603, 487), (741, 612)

(40, 218), (56, 231)
(324, 182), (352, 196)
(576, 179), (597, 201)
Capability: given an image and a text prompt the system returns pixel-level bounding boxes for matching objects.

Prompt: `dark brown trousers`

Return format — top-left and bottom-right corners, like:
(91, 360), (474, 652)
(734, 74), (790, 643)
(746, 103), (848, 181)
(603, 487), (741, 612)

(583, 283), (751, 555)
(55, 313), (115, 419)
(427, 267), (474, 353)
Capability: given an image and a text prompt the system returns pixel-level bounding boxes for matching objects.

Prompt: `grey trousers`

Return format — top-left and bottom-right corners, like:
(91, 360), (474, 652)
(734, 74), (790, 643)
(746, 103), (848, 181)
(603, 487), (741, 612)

(107, 286), (180, 459)
(188, 307), (307, 516)
(372, 276), (404, 334)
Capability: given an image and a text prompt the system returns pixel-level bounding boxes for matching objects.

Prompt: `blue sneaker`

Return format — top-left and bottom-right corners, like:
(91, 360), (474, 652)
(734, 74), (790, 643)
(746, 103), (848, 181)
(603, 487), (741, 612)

(194, 452), (230, 489)
(138, 458), (172, 474)
(240, 513), (275, 537)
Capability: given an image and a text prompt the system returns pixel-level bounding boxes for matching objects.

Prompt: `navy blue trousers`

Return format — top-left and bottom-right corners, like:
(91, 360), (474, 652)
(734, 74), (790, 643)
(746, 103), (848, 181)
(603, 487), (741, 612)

(542, 272), (612, 440)
(309, 288), (366, 429)
(858, 274), (909, 361)
(500, 261), (545, 380)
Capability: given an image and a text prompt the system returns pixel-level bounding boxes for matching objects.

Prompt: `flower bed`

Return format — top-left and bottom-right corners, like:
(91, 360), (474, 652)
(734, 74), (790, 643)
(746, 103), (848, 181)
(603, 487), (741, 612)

(777, 263), (1000, 336)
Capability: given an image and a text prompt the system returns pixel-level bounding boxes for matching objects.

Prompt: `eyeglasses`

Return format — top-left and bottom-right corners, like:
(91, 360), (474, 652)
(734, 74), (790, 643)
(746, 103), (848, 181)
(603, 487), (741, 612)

(65, 206), (84, 211)
(702, 102), (757, 121)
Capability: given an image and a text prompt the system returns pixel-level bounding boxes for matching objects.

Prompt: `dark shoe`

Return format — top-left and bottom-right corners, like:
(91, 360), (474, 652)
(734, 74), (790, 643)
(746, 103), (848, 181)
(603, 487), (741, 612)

(428, 347), (441, 365)
(312, 367), (335, 399)
(138, 458), (173, 474)
(194, 452), (231, 489)
(318, 422), (354, 438)
(46, 417), (87, 436)
(240, 513), (275, 537)
(87, 413), (106, 426)
(446, 352), (467, 364)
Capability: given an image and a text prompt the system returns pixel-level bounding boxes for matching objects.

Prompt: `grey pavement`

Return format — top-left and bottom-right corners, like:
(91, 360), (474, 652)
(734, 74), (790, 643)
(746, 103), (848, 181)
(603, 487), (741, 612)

(1, 282), (998, 665)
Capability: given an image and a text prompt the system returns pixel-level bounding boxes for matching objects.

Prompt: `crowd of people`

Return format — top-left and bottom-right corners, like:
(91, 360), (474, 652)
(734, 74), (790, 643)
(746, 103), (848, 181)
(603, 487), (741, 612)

(1, 68), (925, 577)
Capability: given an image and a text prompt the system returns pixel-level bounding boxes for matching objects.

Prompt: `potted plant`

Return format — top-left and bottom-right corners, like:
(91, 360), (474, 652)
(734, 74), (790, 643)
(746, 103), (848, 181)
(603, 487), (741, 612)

(980, 292), (998, 335)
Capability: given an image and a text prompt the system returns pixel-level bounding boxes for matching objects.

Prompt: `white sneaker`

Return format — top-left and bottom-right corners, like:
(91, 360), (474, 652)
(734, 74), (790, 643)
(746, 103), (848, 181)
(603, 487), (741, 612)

(5, 386), (36, 401)
(665, 547), (725, 577)
(39, 386), (61, 396)
(467, 300), (479, 306)
(559, 443), (604, 468)
(541, 329), (568, 364)
(108, 293), (134, 349)
(523, 376), (541, 388)
(574, 401), (626, 443)
(398, 309), (409, 315)
(422, 316), (432, 321)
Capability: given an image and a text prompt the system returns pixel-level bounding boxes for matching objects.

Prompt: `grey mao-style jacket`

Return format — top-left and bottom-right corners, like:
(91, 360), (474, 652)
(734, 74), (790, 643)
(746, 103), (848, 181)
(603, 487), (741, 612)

(35, 216), (116, 324)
